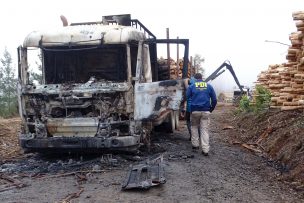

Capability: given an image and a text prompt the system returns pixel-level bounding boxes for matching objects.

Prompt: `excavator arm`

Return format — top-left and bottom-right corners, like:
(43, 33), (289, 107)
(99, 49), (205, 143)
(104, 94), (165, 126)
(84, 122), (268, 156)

(205, 60), (244, 94)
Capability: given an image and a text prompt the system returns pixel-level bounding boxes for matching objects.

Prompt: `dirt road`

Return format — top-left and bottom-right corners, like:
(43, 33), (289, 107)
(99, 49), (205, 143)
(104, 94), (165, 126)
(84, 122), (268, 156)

(0, 105), (303, 202)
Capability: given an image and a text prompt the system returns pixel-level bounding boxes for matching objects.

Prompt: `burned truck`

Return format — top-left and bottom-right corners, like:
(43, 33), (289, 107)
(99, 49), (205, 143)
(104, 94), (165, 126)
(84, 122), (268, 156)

(17, 15), (189, 152)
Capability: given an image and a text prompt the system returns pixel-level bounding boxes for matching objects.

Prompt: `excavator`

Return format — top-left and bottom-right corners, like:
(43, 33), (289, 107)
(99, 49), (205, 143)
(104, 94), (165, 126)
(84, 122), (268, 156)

(204, 60), (249, 104)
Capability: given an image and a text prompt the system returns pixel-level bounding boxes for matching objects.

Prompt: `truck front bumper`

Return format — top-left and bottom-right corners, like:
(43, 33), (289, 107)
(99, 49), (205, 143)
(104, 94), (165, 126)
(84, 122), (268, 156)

(19, 134), (141, 152)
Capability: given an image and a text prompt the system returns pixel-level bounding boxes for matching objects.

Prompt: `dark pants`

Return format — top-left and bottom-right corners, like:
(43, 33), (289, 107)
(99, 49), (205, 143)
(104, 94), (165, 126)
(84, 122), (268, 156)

(186, 112), (191, 138)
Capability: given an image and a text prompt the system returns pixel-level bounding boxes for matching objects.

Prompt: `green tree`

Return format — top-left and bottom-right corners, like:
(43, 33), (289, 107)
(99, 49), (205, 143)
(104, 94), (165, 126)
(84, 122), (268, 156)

(0, 48), (18, 117)
(193, 54), (205, 77)
(254, 85), (271, 111)
(236, 85), (272, 114)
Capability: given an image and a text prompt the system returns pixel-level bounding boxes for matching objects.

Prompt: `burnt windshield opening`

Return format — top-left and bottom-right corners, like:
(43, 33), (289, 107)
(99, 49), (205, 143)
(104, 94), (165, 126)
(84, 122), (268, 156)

(43, 45), (127, 84)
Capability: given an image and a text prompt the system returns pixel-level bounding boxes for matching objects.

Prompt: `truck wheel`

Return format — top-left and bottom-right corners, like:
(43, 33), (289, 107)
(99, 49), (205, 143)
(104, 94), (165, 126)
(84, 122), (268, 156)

(174, 110), (180, 130)
(167, 111), (175, 133)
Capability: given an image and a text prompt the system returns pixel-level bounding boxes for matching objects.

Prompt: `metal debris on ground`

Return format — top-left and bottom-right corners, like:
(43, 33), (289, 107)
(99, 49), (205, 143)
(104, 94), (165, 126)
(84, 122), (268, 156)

(0, 153), (124, 175)
(100, 154), (118, 166)
(35, 170), (108, 180)
(168, 153), (194, 161)
(121, 155), (166, 190)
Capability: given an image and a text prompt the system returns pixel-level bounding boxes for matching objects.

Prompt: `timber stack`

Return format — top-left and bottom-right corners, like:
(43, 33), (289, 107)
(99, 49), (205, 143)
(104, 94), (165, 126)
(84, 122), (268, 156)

(157, 58), (194, 80)
(256, 11), (304, 110)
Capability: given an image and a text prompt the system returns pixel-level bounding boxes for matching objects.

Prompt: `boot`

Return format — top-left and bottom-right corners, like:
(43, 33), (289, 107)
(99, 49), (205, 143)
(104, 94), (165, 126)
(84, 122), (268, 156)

(192, 146), (199, 152)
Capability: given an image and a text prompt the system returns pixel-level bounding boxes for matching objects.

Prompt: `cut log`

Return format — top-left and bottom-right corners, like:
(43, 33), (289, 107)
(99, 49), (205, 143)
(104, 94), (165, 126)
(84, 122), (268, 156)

(292, 11), (304, 16)
(255, 12), (304, 110)
(293, 13), (304, 20)
(288, 48), (300, 55)
(283, 101), (301, 106)
(281, 106), (304, 111)
(299, 57), (304, 65)
(297, 27), (304, 32)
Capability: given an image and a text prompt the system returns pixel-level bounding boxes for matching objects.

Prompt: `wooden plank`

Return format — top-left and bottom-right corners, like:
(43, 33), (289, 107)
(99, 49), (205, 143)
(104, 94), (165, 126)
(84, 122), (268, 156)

(283, 101), (300, 106)
(281, 106), (304, 111)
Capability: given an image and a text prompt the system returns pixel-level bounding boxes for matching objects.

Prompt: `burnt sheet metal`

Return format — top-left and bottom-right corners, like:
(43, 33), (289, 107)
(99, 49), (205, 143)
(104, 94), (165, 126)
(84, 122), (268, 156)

(134, 79), (184, 120)
(23, 25), (145, 47)
(159, 80), (178, 87)
(102, 14), (131, 26)
(19, 135), (140, 152)
(153, 96), (169, 111)
(47, 118), (99, 137)
(22, 82), (131, 95)
(122, 155), (165, 190)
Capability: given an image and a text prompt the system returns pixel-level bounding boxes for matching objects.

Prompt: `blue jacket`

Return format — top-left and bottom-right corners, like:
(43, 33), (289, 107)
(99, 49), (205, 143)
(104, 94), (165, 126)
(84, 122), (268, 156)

(186, 78), (196, 112)
(186, 80), (217, 112)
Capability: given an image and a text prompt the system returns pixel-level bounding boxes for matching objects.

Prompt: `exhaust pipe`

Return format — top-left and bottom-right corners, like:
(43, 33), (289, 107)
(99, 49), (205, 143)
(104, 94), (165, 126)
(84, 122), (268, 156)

(60, 15), (68, 27)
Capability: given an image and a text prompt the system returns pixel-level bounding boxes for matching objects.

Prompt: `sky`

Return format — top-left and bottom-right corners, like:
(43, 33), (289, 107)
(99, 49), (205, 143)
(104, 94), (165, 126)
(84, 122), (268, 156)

(0, 0), (303, 93)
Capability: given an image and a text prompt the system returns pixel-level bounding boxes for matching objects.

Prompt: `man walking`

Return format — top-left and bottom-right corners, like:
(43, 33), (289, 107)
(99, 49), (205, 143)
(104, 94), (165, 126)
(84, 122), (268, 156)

(184, 78), (195, 141)
(186, 73), (217, 156)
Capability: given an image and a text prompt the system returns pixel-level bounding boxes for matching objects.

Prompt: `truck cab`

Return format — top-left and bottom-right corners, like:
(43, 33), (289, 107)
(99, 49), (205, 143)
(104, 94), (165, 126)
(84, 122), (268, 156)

(17, 15), (187, 152)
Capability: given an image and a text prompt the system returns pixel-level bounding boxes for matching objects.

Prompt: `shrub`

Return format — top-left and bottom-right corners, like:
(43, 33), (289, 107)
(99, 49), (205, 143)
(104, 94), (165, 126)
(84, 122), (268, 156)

(254, 85), (271, 111)
(237, 85), (272, 114)
(238, 95), (251, 112)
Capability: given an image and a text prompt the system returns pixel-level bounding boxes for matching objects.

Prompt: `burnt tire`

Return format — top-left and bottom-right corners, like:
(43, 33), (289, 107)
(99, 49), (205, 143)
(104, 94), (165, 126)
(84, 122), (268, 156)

(174, 110), (180, 130)
(166, 111), (175, 133)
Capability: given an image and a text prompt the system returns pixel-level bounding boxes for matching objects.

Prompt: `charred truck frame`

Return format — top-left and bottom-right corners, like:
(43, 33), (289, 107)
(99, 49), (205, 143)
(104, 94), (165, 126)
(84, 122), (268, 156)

(17, 14), (189, 152)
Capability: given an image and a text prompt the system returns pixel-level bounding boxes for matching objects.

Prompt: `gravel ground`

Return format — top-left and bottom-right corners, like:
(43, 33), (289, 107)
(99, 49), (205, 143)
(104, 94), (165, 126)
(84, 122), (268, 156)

(0, 105), (303, 203)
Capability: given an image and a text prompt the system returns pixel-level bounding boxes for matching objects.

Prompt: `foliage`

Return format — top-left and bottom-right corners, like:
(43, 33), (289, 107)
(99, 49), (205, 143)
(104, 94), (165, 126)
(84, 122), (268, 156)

(0, 48), (18, 117)
(254, 85), (271, 110)
(238, 95), (251, 112)
(193, 54), (205, 77)
(236, 85), (272, 114)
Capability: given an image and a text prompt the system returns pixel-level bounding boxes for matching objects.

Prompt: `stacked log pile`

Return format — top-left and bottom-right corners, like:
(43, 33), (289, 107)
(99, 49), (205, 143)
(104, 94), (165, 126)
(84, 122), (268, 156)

(157, 58), (194, 80)
(256, 11), (304, 110)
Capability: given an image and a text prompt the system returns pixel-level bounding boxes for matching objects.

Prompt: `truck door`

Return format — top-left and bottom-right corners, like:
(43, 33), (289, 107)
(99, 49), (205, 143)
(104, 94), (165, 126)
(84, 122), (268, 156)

(134, 41), (185, 120)
(134, 79), (184, 120)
